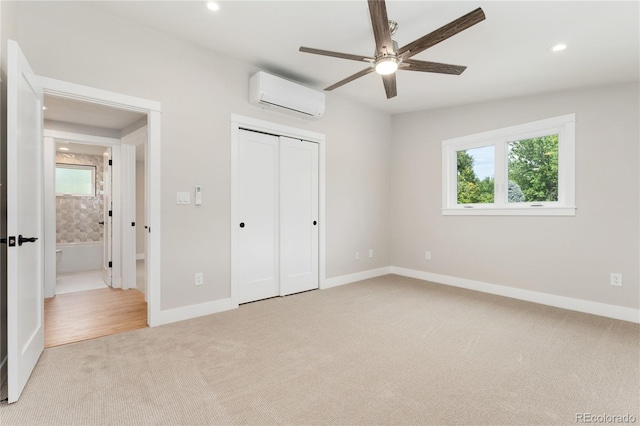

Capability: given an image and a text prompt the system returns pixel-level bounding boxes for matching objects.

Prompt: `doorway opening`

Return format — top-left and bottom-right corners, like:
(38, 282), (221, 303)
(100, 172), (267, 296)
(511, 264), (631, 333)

(42, 95), (149, 347)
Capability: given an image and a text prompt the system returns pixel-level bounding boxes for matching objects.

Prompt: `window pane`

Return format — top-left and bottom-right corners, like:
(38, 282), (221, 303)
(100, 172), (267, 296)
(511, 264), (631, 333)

(457, 146), (494, 204)
(56, 165), (95, 196)
(507, 135), (559, 203)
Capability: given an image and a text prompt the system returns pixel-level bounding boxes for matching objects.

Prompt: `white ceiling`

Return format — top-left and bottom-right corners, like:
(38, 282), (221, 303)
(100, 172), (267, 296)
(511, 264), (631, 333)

(87, 1), (639, 115)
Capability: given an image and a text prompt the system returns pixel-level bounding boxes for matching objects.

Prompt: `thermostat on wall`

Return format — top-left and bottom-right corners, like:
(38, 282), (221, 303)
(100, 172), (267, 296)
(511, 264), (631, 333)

(195, 185), (202, 205)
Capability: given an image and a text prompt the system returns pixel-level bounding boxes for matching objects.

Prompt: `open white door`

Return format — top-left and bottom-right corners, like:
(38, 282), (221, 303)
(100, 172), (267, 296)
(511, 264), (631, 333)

(102, 148), (112, 286)
(6, 40), (45, 403)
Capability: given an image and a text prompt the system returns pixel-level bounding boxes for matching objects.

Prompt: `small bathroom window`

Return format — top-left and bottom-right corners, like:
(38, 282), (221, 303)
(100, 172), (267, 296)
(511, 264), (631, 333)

(55, 164), (96, 197)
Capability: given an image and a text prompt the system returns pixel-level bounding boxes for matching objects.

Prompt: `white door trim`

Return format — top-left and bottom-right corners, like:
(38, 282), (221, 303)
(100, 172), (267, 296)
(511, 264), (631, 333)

(42, 130), (121, 146)
(119, 143), (136, 290)
(230, 114), (326, 307)
(43, 137), (56, 298)
(35, 77), (162, 327)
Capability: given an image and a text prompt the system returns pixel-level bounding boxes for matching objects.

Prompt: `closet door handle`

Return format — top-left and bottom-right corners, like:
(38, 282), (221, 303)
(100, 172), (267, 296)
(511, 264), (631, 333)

(313, 221), (317, 226)
(98, 221), (105, 225)
(239, 222), (245, 228)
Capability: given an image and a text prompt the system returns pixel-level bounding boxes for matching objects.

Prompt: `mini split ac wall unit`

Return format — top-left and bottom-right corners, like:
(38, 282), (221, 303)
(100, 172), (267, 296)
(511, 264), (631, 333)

(249, 71), (325, 120)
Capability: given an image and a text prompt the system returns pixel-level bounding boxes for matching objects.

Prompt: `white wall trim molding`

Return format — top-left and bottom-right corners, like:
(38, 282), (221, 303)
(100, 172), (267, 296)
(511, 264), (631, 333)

(33, 75), (161, 113)
(157, 298), (237, 326)
(390, 266), (640, 324)
(230, 114), (325, 143)
(136, 253), (145, 260)
(43, 129), (120, 146)
(322, 267), (392, 290)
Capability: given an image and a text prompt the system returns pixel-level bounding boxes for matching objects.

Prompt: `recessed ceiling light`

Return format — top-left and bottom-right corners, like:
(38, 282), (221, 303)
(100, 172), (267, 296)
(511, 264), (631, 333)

(206, 2), (219, 11)
(58, 147), (70, 151)
(551, 43), (567, 52)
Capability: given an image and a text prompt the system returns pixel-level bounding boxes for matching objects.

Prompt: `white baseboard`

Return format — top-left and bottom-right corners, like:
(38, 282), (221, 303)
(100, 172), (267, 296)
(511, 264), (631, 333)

(390, 266), (640, 324)
(322, 266), (391, 289)
(157, 297), (237, 326)
(152, 267), (638, 326)
(136, 253), (145, 260)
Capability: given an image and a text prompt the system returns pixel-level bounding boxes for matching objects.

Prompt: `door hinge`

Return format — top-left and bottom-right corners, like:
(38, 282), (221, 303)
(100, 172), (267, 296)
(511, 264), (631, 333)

(109, 159), (112, 166)
(1, 236), (16, 247)
(131, 222), (135, 227)
(109, 210), (112, 217)
(108, 261), (113, 268)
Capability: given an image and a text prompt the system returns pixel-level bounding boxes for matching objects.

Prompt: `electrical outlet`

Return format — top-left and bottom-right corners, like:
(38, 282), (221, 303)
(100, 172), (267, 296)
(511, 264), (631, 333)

(369, 249), (374, 258)
(355, 252), (360, 261)
(425, 251), (431, 260)
(610, 273), (622, 287)
(195, 272), (204, 286)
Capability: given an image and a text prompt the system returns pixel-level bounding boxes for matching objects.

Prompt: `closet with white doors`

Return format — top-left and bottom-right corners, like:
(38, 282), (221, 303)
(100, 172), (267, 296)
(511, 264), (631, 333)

(236, 128), (319, 304)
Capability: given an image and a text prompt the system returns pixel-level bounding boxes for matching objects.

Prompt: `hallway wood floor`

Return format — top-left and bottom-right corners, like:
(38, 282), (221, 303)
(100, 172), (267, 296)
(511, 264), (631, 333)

(45, 288), (148, 348)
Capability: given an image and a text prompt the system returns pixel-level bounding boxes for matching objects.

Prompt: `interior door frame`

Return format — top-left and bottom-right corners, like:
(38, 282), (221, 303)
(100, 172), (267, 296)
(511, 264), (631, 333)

(120, 126), (147, 291)
(34, 75), (162, 326)
(42, 130), (123, 297)
(230, 114), (326, 307)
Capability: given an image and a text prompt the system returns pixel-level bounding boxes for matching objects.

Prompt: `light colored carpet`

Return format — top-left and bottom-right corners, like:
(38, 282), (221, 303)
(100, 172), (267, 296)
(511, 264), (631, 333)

(1, 275), (638, 425)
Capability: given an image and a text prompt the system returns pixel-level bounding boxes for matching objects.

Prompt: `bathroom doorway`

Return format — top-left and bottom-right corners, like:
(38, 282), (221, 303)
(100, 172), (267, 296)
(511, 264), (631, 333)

(54, 141), (111, 294)
(42, 95), (149, 347)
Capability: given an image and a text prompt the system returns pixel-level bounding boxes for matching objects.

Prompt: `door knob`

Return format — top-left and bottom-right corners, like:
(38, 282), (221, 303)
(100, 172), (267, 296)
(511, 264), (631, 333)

(18, 235), (38, 246)
(239, 222), (245, 228)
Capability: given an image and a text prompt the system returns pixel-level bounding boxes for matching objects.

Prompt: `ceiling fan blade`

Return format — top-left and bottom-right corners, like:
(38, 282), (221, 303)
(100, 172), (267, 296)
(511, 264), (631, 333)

(368, 0), (394, 54)
(299, 47), (374, 63)
(325, 67), (375, 91)
(397, 7), (485, 58)
(382, 73), (397, 99)
(401, 59), (467, 75)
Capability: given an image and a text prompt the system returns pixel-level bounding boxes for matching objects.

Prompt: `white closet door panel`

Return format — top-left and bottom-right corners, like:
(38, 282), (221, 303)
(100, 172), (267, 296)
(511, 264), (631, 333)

(280, 137), (319, 296)
(238, 130), (279, 303)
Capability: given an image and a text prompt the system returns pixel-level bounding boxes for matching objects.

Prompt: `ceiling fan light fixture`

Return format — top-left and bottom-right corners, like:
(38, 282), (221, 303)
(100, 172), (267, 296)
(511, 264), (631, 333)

(375, 57), (399, 75)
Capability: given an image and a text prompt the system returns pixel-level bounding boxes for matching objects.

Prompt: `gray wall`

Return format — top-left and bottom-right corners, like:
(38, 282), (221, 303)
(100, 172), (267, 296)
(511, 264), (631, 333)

(16, 1), (392, 311)
(390, 83), (640, 309)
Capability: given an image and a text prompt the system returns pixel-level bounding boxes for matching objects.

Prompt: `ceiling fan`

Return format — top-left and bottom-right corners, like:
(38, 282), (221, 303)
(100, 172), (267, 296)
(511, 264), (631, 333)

(299, 0), (486, 99)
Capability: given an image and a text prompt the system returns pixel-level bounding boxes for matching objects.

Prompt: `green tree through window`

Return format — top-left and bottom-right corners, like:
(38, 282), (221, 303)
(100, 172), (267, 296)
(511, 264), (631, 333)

(508, 135), (559, 202)
(457, 150), (494, 204)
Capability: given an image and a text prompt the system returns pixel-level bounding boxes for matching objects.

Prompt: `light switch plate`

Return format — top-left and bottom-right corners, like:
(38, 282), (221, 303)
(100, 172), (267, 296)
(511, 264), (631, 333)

(177, 192), (191, 205)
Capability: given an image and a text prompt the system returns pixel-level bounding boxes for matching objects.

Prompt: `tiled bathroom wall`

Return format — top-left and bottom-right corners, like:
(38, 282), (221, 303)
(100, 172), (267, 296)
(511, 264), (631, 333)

(56, 152), (105, 243)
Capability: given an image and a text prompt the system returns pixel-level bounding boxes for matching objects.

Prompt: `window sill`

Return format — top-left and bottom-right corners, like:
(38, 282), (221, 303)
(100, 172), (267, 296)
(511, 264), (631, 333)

(442, 206), (576, 216)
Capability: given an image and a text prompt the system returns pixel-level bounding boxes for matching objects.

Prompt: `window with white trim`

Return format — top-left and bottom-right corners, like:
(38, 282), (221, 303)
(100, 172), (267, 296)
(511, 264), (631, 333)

(442, 114), (576, 216)
(55, 164), (96, 197)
